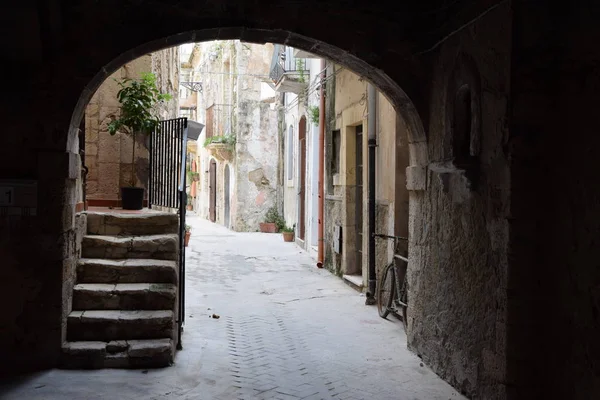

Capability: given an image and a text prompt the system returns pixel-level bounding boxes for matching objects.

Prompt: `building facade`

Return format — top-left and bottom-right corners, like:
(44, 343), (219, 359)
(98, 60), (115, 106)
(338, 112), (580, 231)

(277, 45), (409, 289)
(181, 41), (279, 231)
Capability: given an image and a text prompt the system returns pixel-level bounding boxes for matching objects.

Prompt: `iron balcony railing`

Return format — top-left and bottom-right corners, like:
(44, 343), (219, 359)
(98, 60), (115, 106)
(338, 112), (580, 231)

(269, 44), (308, 86)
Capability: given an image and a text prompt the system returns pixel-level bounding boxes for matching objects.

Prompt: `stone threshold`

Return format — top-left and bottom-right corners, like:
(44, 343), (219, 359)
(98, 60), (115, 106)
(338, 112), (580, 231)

(343, 274), (364, 292)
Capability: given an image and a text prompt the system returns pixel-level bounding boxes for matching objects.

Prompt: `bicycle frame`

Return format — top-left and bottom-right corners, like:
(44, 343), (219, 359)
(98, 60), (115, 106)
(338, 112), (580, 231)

(374, 233), (409, 320)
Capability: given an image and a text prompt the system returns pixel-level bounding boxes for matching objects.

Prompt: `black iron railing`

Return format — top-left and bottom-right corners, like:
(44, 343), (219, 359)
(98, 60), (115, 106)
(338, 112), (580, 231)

(269, 45), (308, 85)
(148, 117), (188, 350)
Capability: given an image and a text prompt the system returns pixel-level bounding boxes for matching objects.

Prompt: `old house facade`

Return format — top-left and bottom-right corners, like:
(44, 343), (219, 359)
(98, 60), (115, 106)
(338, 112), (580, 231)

(278, 46), (409, 290)
(181, 41), (279, 231)
(83, 48), (179, 207)
(274, 46), (323, 257)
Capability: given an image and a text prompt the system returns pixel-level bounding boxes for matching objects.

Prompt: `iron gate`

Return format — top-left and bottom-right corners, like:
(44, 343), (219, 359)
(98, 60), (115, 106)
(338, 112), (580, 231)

(148, 117), (188, 350)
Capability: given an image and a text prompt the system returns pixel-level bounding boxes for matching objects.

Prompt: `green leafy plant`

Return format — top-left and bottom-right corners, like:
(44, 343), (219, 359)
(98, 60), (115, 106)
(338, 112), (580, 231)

(107, 72), (173, 187)
(187, 170), (200, 182)
(264, 205), (285, 232)
(308, 105), (319, 125)
(281, 224), (295, 233)
(296, 59), (306, 83)
(185, 224), (192, 232)
(203, 134), (236, 148)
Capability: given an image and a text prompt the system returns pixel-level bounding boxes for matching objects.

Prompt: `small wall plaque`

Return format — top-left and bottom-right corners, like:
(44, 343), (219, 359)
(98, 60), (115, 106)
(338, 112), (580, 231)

(0, 180), (37, 217)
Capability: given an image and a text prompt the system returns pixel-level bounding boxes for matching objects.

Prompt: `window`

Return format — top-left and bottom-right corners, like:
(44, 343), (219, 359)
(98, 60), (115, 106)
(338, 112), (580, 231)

(287, 125), (294, 180)
(331, 130), (341, 174)
(453, 84), (472, 167)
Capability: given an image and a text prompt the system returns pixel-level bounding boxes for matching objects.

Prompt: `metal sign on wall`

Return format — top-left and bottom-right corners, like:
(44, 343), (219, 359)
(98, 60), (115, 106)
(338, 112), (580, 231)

(0, 180), (37, 217)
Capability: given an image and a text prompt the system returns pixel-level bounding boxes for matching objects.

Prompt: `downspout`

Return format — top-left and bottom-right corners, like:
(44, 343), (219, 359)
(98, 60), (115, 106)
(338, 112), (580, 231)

(317, 60), (326, 268)
(366, 83), (377, 304)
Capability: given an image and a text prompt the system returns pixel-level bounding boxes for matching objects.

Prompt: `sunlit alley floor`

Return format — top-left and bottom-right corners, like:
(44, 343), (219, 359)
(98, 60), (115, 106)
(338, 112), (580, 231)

(0, 215), (465, 400)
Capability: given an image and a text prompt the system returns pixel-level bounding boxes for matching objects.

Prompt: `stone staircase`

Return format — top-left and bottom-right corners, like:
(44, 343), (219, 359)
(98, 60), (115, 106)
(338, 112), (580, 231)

(61, 211), (180, 369)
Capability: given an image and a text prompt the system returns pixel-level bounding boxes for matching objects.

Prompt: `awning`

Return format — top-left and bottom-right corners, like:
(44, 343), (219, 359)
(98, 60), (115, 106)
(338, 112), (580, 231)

(187, 120), (205, 141)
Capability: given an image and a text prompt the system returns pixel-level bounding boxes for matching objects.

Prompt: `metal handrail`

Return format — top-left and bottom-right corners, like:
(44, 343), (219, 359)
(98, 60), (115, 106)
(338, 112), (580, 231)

(177, 118), (188, 350)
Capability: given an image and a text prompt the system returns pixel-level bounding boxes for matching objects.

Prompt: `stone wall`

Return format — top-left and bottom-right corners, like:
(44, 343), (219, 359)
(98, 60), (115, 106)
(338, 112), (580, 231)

(232, 42), (279, 231)
(84, 49), (179, 203)
(407, 3), (511, 398)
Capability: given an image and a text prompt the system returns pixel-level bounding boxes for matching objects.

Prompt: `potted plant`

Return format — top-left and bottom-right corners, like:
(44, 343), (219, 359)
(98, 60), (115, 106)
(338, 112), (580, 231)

(186, 194), (193, 211)
(282, 224), (295, 242)
(184, 224), (192, 247)
(260, 205), (284, 233)
(108, 72), (173, 210)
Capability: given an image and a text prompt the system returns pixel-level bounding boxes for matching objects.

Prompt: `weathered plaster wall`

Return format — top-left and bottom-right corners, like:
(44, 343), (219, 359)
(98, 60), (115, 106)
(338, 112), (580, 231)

(407, 4), (511, 398)
(232, 42), (279, 231)
(84, 49), (179, 202)
(191, 41), (277, 231)
(324, 67), (402, 284)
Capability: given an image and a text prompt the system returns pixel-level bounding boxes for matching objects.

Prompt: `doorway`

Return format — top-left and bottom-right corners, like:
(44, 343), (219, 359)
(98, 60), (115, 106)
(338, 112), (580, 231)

(355, 124), (364, 275)
(209, 159), (217, 223)
(224, 164), (230, 228)
(298, 116), (307, 241)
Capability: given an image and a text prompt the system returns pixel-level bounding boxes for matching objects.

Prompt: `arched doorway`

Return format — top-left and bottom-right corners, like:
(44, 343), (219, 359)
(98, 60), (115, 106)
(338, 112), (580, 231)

(224, 164), (231, 228)
(298, 116), (307, 241)
(209, 159), (217, 223)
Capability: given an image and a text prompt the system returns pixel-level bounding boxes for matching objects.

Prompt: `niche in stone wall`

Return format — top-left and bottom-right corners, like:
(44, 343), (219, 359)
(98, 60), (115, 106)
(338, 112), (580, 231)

(444, 54), (481, 190)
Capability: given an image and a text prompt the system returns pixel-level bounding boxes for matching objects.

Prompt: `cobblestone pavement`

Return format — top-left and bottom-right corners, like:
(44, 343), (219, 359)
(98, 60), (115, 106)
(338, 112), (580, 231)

(0, 216), (465, 400)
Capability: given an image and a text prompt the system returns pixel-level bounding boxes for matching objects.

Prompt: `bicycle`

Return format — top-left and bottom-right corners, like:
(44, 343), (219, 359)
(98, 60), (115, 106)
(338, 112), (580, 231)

(373, 233), (409, 330)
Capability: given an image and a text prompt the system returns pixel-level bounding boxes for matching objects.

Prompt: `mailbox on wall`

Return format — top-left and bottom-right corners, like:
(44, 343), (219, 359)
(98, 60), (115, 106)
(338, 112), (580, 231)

(0, 180), (37, 217)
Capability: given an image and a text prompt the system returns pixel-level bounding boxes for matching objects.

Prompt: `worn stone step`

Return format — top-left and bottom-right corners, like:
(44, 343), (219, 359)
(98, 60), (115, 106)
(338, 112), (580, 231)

(86, 211), (179, 236)
(81, 234), (178, 260)
(61, 339), (174, 369)
(77, 258), (178, 284)
(67, 310), (174, 341)
(73, 283), (176, 310)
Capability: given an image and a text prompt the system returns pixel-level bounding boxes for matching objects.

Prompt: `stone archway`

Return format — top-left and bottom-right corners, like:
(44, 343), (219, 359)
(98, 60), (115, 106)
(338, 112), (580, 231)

(2, 3), (519, 399)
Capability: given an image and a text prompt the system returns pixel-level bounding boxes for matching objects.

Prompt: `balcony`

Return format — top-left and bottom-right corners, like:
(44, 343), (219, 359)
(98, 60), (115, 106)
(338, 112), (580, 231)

(270, 45), (308, 94)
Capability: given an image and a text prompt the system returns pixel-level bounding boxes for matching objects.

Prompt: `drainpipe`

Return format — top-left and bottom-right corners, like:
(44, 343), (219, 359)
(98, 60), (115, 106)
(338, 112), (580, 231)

(317, 60), (326, 268)
(366, 83), (377, 304)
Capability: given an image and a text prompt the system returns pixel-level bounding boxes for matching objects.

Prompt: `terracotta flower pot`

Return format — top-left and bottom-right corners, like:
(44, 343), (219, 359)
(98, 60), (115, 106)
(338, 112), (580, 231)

(282, 232), (294, 242)
(259, 222), (277, 233)
(184, 231), (191, 247)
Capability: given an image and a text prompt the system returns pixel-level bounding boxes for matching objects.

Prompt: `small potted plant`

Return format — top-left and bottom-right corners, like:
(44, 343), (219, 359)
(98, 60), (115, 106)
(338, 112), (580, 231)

(281, 224), (295, 242)
(186, 194), (193, 211)
(108, 72), (173, 210)
(260, 205), (284, 233)
(184, 224), (192, 247)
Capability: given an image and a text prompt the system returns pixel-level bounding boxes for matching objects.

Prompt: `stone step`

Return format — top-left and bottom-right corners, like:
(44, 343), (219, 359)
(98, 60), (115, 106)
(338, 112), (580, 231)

(81, 234), (178, 260)
(77, 259), (178, 284)
(86, 211), (179, 236)
(67, 310), (174, 341)
(61, 339), (174, 369)
(73, 283), (177, 310)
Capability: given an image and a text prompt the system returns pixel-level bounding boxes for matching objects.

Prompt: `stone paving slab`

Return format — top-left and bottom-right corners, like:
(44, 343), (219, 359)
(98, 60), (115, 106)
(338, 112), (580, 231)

(0, 216), (466, 400)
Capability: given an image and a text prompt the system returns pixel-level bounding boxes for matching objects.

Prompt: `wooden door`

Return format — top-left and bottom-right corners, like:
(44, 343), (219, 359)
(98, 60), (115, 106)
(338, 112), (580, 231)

(224, 164), (230, 228)
(355, 125), (364, 273)
(209, 160), (217, 222)
(298, 117), (307, 240)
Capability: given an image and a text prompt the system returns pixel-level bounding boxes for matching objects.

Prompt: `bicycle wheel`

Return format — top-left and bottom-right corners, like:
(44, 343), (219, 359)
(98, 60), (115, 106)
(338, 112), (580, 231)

(398, 274), (408, 331)
(377, 262), (396, 319)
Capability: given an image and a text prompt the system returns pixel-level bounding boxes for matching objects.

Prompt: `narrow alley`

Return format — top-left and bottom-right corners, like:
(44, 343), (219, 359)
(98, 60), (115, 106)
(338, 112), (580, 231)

(1, 215), (464, 400)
